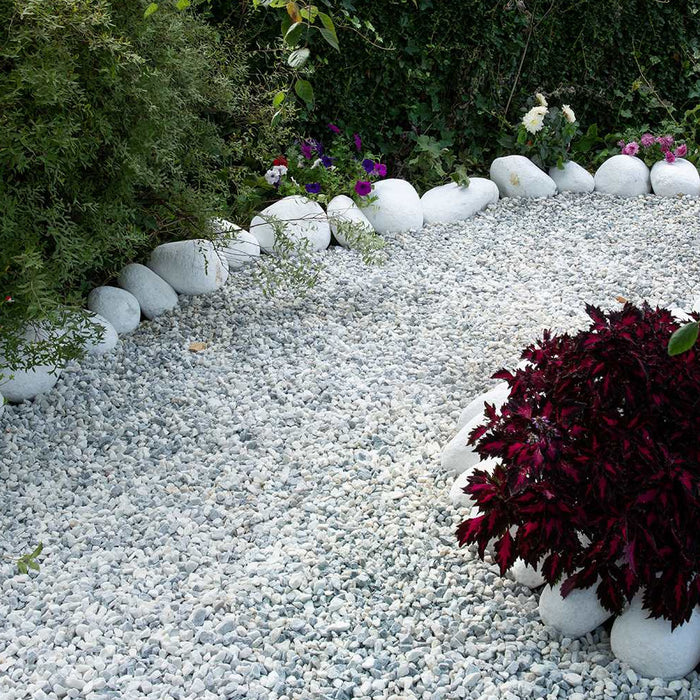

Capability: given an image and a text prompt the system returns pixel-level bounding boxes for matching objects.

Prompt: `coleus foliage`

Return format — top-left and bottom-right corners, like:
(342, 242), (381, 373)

(456, 303), (700, 627)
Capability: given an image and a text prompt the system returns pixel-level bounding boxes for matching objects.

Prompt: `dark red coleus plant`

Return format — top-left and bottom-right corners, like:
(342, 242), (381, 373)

(456, 303), (700, 627)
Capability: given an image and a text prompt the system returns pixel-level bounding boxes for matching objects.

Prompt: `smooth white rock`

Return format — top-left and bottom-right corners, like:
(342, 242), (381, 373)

(693, 295), (700, 314)
(539, 578), (612, 638)
(594, 155), (651, 197)
(148, 240), (229, 295)
(211, 218), (261, 268)
(421, 178), (500, 225)
(510, 560), (546, 589)
(0, 392), (4, 417)
(249, 196), (331, 253)
(457, 382), (510, 430)
(76, 312), (119, 355)
(670, 306), (693, 323)
(327, 195), (374, 247)
(118, 263), (178, 320)
(442, 412), (490, 476)
(650, 158), (700, 197)
(449, 458), (498, 507)
(489, 156), (557, 198)
(0, 365), (60, 404)
(610, 596), (700, 679)
(361, 179), (423, 234)
(87, 286), (141, 335)
(548, 161), (595, 193)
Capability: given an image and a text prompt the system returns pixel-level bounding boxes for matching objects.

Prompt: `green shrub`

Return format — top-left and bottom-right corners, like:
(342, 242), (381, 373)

(0, 0), (288, 374)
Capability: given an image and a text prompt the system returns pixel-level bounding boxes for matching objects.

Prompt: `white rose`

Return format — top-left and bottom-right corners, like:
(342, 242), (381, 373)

(522, 106), (547, 134)
(536, 92), (548, 107)
(562, 105), (576, 123)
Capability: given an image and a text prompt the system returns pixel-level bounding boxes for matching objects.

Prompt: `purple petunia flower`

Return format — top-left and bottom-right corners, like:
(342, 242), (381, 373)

(328, 123), (341, 134)
(640, 133), (655, 148)
(300, 142), (314, 159)
(305, 182), (321, 194)
(374, 163), (387, 177)
(353, 134), (362, 151)
(312, 139), (324, 156)
(621, 142), (639, 156)
(321, 155), (333, 168)
(674, 143), (687, 158)
(355, 180), (371, 196)
(362, 158), (375, 174)
(665, 150), (676, 164)
(656, 135), (674, 152)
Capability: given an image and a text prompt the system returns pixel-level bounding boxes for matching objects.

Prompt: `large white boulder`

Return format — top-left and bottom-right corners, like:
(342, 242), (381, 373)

(489, 156), (557, 198)
(449, 458), (498, 507)
(594, 155), (651, 197)
(210, 218), (261, 268)
(457, 382), (510, 430)
(0, 363), (61, 403)
(327, 195), (374, 247)
(441, 412), (486, 475)
(421, 178), (500, 225)
(250, 196), (331, 253)
(73, 312), (119, 355)
(650, 158), (700, 197)
(87, 286), (140, 335)
(539, 578), (612, 638)
(148, 240), (229, 295)
(118, 263), (178, 320)
(510, 560), (546, 589)
(548, 161), (595, 193)
(693, 295), (700, 314)
(361, 179), (423, 234)
(610, 596), (700, 679)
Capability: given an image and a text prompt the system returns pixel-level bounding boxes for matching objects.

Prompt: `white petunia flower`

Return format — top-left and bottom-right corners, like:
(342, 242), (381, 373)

(522, 106), (547, 134)
(535, 92), (548, 107)
(562, 105), (576, 123)
(264, 169), (280, 185)
(273, 164), (288, 176)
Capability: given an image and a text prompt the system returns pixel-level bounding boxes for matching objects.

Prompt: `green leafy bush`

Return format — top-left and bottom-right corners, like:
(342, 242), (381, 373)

(0, 0), (286, 374)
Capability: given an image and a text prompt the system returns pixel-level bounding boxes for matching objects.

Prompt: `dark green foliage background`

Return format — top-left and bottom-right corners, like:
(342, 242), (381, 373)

(281, 0), (700, 173)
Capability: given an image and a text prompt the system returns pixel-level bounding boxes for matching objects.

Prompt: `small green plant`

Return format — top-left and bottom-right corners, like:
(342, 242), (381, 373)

(16, 543), (43, 574)
(329, 219), (386, 266)
(405, 134), (470, 195)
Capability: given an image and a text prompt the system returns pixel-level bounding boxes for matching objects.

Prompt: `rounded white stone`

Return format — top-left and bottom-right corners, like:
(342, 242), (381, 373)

(250, 196), (331, 253)
(421, 178), (500, 225)
(539, 578), (612, 638)
(610, 596), (700, 679)
(449, 458), (498, 507)
(87, 286), (141, 335)
(693, 295), (700, 314)
(211, 218), (261, 268)
(118, 263), (178, 320)
(327, 195), (374, 247)
(441, 411), (489, 476)
(510, 560), (546, 589)
(148, 240), (229, 295)
(76, 312), (119, 355)
(361, 179), (423, 234)
(594, 155), (651, 197)
(548, 161), (595, 193)
(650, 158), (700, 197)
(457, 382), (510, 430)
(489, 156), (557, 198)
(0, 364), (61, 403)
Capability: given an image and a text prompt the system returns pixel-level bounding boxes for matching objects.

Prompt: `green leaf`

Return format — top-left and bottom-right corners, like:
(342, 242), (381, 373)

(318, 12), (339, 50)
(28, 560), (40, 571)
(272, 90), (286, 108)
(284, 22), (304, 47)
(175, 0), (191, 9)
(17, 561), (27, 574)
(300, 5), (319, 22)
(668, 322), (699, 356)
(271, 110), (283, 128)
(32, 543), (43, 557)
(287, 47), (310, 68)
(144, 3), (158, 18)
(294, 79), (314, 108)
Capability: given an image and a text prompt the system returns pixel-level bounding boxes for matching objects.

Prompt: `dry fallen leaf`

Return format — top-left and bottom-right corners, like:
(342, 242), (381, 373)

(615, 296), (628, 304)
(188, 342), (207, 353)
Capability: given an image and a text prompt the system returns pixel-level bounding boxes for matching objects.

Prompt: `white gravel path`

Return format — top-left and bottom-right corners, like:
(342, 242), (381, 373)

(2, 193), (700, 699)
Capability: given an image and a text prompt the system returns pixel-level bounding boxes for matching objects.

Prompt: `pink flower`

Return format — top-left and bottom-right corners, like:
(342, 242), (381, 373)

(354, 180), (371, 196)
(665, 150), (676, 163)
(353, 134), (362, 151)
(328, 123), (341, 134)
(640, 133), (655, 148)
(674, 144), (687, 158)
(655, 135), (674, 152)
(621, 142), (639, 156)
(617, 140), (626, 149)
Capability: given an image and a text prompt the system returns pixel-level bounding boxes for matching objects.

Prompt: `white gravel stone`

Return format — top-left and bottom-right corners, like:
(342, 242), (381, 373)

(87, 286), (141, 335)
(250, 196), (331, 253)
(611, 596), (700, 679)
(421, 178), (500, 225)
(548, 161), (595, 193)
(327, 195), (374, 248)
(510, 560), (546, 589)
(148, 240), (229, 295)
(594, 155), (651, 197)
(490, 156), (557, 198)
(539, 578), (612, 637)
(650, 158), (700, 197)
(361, 178), (423, 234)
(457, 382), (510, 430)
(118, 263), (178, 320)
